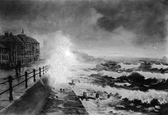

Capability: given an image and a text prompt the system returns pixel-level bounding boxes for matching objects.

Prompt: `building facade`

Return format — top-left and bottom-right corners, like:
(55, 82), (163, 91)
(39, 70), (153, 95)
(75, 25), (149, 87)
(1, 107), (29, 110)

(17, 33), (40, 64)
(0, 43), (9, 65)
(0, 31), (40, 67)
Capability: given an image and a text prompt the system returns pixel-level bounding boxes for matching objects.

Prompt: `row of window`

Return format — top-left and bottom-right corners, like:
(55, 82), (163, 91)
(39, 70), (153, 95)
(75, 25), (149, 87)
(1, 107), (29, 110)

(0, 55), (9, 60)
(0, 49), (8, 54)
(25, 43), (39, 49)
(10, 43), (39, 50)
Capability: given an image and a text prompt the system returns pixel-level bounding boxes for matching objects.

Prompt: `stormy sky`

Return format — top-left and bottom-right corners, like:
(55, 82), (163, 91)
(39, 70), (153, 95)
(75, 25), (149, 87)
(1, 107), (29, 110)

(0, 0), (168, 58)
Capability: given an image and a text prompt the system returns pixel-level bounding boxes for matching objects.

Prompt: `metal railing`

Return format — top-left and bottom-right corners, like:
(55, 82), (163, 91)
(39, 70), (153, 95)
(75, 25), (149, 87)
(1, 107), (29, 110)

(0, 65), (49, 101)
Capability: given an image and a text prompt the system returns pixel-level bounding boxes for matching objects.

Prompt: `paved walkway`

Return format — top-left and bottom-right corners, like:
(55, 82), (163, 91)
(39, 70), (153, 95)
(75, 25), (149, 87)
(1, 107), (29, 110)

(0, 75), (37, 110)
(39, 84), (89, 115)
(0, 77), (50, 115)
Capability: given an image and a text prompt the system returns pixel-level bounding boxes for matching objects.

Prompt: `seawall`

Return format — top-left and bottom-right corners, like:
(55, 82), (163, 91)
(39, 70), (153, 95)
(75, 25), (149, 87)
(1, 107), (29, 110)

(0, 77), (51, 115)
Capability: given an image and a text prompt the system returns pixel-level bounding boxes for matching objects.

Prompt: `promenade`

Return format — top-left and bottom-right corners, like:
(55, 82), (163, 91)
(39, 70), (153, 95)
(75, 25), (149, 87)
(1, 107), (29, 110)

(39, 83), (89, 115)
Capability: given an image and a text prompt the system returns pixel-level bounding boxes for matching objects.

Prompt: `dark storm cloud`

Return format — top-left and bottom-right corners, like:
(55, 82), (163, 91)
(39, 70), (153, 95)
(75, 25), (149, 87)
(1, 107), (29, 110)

(95, 0), (168, 45)
(0, 0), (31, 20)
(0, 0), (93, 34)
(0, 0), (168, 47)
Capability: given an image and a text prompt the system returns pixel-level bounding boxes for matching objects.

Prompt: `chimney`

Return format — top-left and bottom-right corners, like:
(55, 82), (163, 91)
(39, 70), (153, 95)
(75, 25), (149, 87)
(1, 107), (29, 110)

(5, 31), (9, 37)
(21, 29), (24, 34)
(10, 32), (13, 36)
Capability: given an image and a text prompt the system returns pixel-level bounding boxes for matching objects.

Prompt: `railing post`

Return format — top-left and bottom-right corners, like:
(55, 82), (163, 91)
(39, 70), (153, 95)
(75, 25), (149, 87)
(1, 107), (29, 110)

(45, 65), (47, 72)
(25, 71), (28, 88)
(39, 67), (41, 78)
(43, 66), (44, 75)
(8, 76), (13, 101)
(33, 69), (36, 82)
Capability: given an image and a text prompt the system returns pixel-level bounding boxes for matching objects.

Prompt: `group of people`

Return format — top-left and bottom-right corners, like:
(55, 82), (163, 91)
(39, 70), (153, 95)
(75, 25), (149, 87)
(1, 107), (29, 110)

(60, 88), (65, 93)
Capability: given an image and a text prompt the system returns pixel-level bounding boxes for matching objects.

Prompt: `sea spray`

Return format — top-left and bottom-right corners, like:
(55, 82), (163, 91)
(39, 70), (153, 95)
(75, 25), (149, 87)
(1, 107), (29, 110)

(46, 31), (78, 86)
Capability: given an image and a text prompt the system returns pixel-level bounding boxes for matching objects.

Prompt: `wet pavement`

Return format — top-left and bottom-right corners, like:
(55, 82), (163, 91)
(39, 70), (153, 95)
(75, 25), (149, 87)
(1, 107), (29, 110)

(39, 84), (89, 115)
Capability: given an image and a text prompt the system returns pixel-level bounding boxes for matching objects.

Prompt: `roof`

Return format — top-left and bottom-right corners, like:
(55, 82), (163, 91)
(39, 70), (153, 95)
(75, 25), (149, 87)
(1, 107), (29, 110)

(0, 34), (23, 43)
(28, 37), (39, 44)
(0, 43), (6, 48)
(17, 34), (39, 44)
(0, 33), (39, 44)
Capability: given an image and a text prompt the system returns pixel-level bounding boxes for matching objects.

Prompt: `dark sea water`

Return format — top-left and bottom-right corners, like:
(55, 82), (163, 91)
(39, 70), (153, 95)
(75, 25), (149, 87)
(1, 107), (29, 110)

(69, 61), (168, 115)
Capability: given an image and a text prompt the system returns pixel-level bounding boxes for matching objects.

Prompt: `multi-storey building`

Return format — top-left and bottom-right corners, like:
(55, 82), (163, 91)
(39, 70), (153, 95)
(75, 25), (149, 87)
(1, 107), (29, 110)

(0, 43), (9, 64)
(0, 31), (40, 67)
(17, 31), (40, 64)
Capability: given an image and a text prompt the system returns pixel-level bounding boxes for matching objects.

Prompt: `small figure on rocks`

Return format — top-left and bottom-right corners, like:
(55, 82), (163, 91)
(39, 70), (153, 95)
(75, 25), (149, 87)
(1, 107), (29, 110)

(114, 93), (122, 99)
(95, 92), (100, 107)
(95, 92), (100, 99)
(83, 92), (88, 100)
(107, 93), (113, 98)
(55, 95), (58, 98)
(62, 89), (65, 93)
(60, 88), (62, 93)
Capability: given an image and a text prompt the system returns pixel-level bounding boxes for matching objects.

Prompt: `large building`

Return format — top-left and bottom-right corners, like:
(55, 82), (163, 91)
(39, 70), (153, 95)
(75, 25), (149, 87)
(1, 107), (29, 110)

(0, 31), (40, 67)
(0, 43), (9, 64)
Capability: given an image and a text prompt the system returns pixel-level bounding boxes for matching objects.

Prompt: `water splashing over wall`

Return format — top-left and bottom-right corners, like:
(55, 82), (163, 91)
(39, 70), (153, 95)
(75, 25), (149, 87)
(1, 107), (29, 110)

(46, 31), (78, 86)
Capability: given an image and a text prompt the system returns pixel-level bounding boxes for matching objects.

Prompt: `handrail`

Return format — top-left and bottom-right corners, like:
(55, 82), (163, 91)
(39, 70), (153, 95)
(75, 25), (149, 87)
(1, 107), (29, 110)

(0, 65), (49, 100)
(12, 74), (25, 81)
(27, 71), (34, 75)
(0, 88), (9, 95)
(0, 65), (48, 84)
(0, 80), (8, 85)
(27, 76), (34, 82)
(12, 80), (26, 89)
